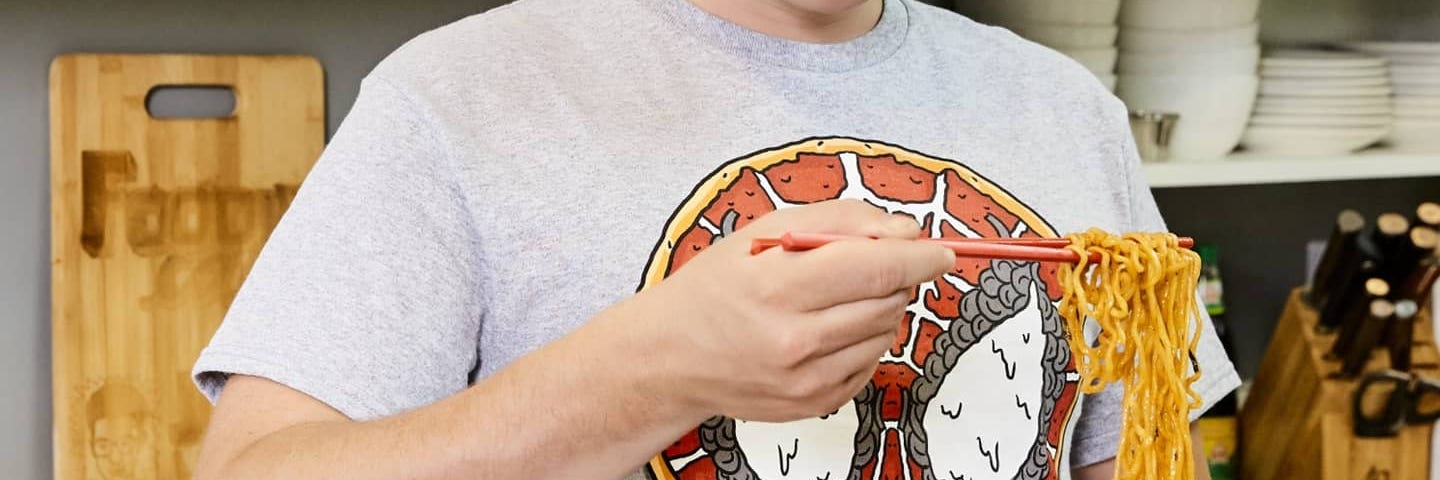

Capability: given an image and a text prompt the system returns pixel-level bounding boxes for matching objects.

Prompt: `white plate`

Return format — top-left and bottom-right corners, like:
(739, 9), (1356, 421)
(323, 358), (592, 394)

(1256, 95), (1392, 108)
(1250, 114), (1393, 127)
(1261, 65), (1388, 79)
(1007, 22), (1118, 49)
(1260, 83), (1393, 97)
(1394, 74), (1440, 87)
(1119, 45), (1259, 74)
(1262, 76), (1390, 88)
(1397, 96), (1440, 108)
(1396, 105), (1440, 119)
(1261, 50), (1387, 70)
(1380, 53), (1440, 66)
(1118, 23), (1258, 52)
(1254, 101), (1392, 116)
(1384, 119), (1440, 153)
(1241, 125), (1389, 156)
(1392, 64), (1440, 78)
(1341, 42), (1440, 65)
(1396, 98), (1440, 119)
(1396, 84), (1440, 96)
(1342, 41), (1440, 56)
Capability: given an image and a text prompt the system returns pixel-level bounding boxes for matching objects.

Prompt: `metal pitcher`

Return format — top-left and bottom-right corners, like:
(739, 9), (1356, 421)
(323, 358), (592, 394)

(1130, 110), (1179, 163)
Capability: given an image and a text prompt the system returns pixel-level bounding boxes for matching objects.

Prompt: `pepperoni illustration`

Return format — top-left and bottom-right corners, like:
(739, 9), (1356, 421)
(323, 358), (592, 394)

(641, 138), (1078, 480)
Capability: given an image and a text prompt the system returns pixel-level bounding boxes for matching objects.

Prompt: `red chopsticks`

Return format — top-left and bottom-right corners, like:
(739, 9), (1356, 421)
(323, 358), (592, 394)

(750, 232), (1195, 264)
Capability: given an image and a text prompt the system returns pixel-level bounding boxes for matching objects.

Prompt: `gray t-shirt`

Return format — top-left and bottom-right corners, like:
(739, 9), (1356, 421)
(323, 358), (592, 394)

(193, 0), (1241, 478)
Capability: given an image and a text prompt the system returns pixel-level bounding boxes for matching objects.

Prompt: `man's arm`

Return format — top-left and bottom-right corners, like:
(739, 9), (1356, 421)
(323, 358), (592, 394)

(195, 200), (957, 480)
(1071, 421), (1213, 480)
(196, 299), (702, 480)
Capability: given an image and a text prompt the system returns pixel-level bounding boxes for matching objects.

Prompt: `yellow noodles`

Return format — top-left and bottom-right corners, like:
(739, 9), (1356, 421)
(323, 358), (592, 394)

(1059, 229), (1203, 480)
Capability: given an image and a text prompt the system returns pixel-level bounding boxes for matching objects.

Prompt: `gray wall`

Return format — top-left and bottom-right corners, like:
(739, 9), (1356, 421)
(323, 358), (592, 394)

(0, 1), (504, 477)
(1257, 0), (1440, 44)
(1, 0), (1438, 478)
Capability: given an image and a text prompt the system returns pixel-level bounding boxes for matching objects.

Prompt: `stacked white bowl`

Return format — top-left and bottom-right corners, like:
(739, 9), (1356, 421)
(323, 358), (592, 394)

(1240, 50), (1393, 156)
(953, 0), (1121, 90)
(1341, 42), (1440, 153)
(1114, 0), (1261, 161)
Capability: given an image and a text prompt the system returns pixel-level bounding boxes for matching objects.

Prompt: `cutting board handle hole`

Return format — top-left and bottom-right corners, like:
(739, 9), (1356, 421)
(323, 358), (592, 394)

(145, 86), (236, 119)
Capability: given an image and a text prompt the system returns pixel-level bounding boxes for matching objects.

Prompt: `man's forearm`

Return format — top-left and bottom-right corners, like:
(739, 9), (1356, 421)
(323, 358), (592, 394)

(202, 301), (705, 480)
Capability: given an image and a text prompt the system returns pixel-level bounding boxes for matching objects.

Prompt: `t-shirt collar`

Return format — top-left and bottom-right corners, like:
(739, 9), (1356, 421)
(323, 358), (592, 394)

(648, 0), (910, 73)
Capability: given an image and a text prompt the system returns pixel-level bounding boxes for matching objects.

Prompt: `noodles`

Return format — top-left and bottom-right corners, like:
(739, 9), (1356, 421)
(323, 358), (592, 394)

(1058, 229), (1204, 480)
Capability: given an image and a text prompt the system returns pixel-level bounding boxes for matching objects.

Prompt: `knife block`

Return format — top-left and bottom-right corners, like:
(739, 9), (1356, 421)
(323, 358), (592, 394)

(1240, 289), (1438, 480)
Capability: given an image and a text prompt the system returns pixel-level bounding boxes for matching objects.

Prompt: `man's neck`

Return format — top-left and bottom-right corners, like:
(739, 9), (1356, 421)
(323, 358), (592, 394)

(687, 0), (884, 44)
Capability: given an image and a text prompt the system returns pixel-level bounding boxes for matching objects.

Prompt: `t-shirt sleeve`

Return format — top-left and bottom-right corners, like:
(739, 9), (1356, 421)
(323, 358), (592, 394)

(1068, 99), (1243, 468)
(191, 76), (485, 421)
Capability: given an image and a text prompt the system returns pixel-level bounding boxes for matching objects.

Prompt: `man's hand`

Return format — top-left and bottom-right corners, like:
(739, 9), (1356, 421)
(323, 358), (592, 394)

(636, 199), (956, 422)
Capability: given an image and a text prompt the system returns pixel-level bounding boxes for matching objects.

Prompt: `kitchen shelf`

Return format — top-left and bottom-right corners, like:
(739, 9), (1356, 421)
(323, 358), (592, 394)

(1142, 150), (1440, 188)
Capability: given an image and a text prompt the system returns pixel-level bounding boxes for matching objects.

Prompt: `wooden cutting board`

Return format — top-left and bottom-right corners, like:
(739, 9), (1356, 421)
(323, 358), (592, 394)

(50, 54), (323, 480)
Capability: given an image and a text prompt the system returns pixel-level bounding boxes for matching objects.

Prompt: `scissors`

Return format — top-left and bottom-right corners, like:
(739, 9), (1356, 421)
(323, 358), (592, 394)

(1352, 369), (1440, 438)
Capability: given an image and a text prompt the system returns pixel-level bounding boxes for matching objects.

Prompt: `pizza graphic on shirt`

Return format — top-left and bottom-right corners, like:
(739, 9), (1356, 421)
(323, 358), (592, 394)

(639, 138), (1079, 480)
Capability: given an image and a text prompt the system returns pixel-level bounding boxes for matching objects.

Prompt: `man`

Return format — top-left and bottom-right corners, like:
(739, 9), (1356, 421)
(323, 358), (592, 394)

(88, 383), (155, 480)
(192, 0), (1240, 479)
